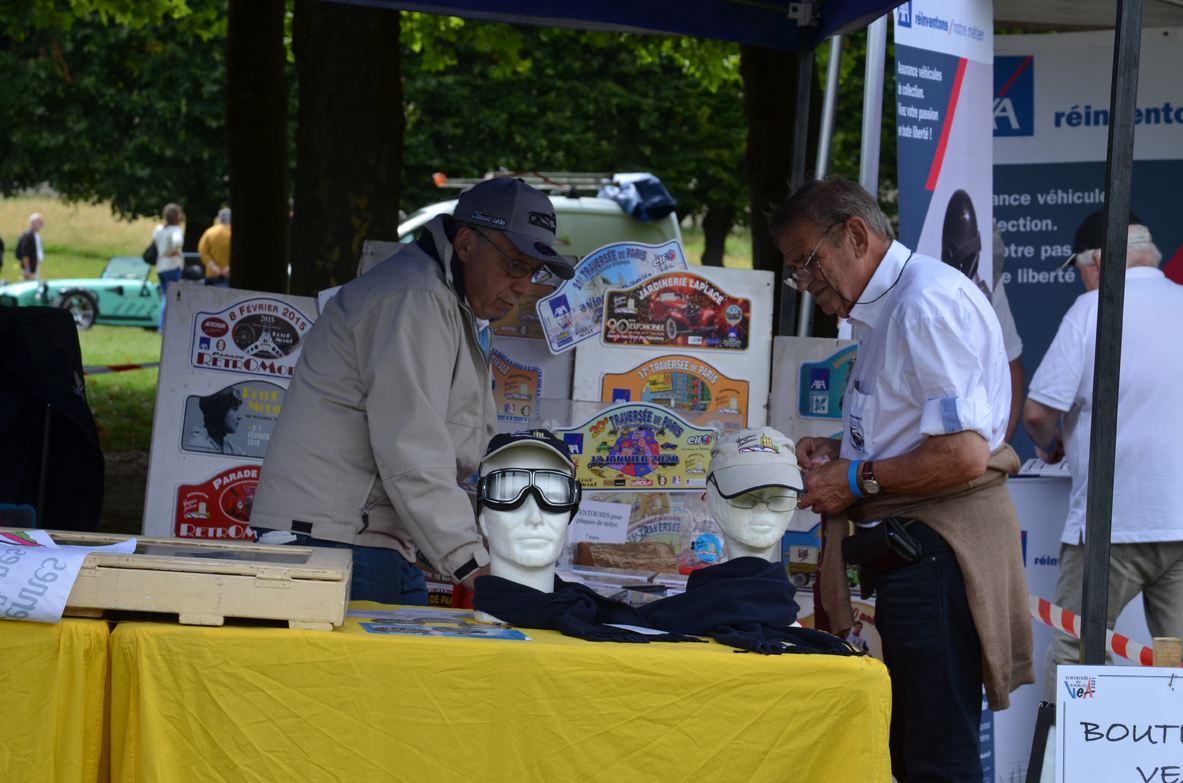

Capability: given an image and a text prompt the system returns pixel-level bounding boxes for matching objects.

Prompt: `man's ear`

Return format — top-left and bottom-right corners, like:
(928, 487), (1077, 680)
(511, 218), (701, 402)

(453, 226), (477, 264)
(845, 216), (871, 257)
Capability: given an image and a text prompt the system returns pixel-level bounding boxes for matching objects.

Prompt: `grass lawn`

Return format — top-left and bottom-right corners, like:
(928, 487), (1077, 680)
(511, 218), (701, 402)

(2, 196), (165, 453)
(680, 225), (754, 269)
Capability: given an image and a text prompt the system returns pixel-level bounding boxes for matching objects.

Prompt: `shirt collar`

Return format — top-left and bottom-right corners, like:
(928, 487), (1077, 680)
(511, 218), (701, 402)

(1127, 266), (1165, 280)
(847, 240), (911, 331)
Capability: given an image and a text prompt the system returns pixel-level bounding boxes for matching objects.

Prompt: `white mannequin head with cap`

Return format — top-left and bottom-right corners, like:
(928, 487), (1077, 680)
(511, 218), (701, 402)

(474, 430), (582, 620)
(706, 427), (803, 562)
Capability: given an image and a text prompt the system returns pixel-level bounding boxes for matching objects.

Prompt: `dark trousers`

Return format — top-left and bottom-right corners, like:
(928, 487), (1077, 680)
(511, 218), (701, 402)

(873, 521), (983, 783)
(260, 530), (430, 606)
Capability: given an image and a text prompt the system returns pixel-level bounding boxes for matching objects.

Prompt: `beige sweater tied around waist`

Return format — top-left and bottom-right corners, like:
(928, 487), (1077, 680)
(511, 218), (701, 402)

(820, 444), (1035, 711)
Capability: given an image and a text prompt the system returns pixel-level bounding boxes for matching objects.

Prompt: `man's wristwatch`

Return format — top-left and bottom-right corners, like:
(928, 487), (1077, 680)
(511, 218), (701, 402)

(860, 461), (882, 495)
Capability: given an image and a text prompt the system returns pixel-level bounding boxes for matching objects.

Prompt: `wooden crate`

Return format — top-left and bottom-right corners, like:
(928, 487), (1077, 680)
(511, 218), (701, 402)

(1, 529), (352, 631)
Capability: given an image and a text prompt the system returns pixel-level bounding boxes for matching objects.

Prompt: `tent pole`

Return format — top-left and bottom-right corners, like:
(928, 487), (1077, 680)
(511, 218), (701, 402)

(781, 43), (814, 337)
(1079, 0), (1144, 667)
(858, 16), (887, 198)
(798, 33), (843, 338)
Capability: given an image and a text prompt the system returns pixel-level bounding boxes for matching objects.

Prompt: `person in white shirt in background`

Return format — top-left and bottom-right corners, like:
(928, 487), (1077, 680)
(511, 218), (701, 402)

(1023, 210), (1183, 702)
(17, 213), (45, 281)
(990, 223), (1024, 443)
(153, 203), (185, 332)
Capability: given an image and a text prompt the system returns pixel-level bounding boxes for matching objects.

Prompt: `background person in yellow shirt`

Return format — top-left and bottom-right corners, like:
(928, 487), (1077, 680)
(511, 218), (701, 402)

(198, 208), (231, 286)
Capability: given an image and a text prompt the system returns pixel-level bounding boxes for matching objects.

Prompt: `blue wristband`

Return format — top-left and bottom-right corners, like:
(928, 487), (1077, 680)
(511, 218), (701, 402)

(848, 460), (864, 499)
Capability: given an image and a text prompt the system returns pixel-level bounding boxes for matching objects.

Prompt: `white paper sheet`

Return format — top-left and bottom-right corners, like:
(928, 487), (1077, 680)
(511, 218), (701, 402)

(0, 530), (137, 623)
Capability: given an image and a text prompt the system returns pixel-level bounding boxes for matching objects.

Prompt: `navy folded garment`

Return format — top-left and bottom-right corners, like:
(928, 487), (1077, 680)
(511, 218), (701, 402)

(639, 557), (861, 657)
(472, 574), (702, 644)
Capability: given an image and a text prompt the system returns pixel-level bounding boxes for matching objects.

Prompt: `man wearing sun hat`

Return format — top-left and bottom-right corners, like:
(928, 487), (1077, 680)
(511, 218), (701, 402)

(253, 178), (576, 604)
(1023, 208), (1183, 701)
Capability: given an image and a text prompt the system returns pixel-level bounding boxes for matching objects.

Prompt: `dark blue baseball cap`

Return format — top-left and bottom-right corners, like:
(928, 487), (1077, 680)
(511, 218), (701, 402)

(455, 178), (576, 280)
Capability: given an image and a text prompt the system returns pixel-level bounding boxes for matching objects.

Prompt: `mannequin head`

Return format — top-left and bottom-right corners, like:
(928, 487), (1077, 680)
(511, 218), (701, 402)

(475, 430), (581, 597)
(705, 428), (802, 561)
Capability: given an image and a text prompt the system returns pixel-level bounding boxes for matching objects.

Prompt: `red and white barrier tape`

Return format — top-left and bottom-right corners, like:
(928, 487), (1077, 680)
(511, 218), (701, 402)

(1029, 592), (1155, 667)
(82, 362), (159, 376)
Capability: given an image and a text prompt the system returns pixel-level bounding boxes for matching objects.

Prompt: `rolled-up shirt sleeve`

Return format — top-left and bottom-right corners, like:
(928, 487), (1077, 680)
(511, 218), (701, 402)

(904, 304), (997, 442)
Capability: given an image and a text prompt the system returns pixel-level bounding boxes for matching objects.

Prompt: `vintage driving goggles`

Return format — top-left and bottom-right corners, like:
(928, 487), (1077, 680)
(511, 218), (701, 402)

(707, 474), (801, 512)
(477, 468), (583, 521)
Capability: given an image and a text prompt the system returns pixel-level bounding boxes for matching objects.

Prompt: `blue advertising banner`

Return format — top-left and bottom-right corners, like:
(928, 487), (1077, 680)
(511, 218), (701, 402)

(994, 29), (1183, 459)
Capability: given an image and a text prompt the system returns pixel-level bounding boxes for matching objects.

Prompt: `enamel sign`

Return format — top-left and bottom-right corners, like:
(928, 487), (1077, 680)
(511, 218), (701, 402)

(554, 403), (715, 491)
(174, 464), (260, 540)
(601, 272), (750, 351)
(536, 241), (688, 354)
(489, 282), (555, 340)
(599, 354), (750, 427)
(798, 345), (857, 419)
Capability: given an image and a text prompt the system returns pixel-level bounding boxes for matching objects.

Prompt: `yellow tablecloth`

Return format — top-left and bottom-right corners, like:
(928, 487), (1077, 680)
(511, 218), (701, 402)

(110, 604), (891, 783)
(0, 617), (111, 783)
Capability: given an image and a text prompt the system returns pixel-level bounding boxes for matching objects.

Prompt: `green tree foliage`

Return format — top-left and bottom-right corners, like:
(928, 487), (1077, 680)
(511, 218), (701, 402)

(400, 23), (749, 235)
(0, 0), (231, 247)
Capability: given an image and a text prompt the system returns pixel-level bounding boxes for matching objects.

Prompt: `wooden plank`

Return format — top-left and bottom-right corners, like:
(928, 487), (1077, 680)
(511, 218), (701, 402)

(575, 542), (677, 573)
(1153, 637), (1182, 667)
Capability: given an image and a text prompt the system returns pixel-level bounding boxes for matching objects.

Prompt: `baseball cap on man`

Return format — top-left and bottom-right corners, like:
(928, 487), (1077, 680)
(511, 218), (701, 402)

(480, 429), (575, 473)
(455, 178), (576, 280)
(707, 427), (803, 498)
(1056, 208), (1145, 271)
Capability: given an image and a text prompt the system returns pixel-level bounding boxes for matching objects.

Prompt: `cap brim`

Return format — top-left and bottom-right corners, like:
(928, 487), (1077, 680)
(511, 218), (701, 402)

(503, 230), (577, 280)
(1055, 254), (1078, 272)
(710, 464), (804, 498)
(481, 439), (574, 471)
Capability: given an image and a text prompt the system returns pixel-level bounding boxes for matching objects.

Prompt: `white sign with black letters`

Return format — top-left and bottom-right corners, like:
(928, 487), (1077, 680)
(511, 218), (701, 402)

(1057, 664), (1183, 783)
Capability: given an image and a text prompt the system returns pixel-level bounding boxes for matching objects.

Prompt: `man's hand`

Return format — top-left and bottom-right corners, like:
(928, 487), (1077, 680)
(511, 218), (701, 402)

(796, 436), (841, 470)
(1035, 432), (1064, 465)
(461, 564), (491, 594)
(797, 458), (859, 516)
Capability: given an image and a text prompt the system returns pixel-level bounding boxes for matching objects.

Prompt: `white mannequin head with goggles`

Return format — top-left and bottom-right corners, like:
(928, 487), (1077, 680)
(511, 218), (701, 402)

(475, 431), (582, 609)
(705, 428), (802, 562)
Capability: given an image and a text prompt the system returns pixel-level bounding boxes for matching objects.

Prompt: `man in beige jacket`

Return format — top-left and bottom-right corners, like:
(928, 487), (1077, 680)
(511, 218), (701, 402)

(252, 179), (574, 604)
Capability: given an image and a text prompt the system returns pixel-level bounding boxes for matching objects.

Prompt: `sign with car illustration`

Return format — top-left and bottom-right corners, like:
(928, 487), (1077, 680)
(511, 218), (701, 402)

(174, 464), (260, 540)
(554, 402), (715, 491)
(600, 272), (750, 351)
(189, 297), (313, 379)
(0, 256), (163, 330)
(491, 347), (541, 423)
(599, 354), (751, 427)
(536, 240), (688, 354)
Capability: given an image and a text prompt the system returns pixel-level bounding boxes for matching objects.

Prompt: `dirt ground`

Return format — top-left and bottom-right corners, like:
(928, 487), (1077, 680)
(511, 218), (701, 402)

(99, 451), (149, 535)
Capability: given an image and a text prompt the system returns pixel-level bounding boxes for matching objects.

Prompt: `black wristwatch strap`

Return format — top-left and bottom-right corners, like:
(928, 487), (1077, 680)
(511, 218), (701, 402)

(452, 556), (481, 584)
(861, 461), (875, 484)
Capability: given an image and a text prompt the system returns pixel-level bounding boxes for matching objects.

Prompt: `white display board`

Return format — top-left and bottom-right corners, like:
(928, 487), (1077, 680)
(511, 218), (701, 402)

(142, 284), (319, 539)
(572, 265), (774, 429)
(768, 336), (857, 533)
(1055, 665), (1183, 783)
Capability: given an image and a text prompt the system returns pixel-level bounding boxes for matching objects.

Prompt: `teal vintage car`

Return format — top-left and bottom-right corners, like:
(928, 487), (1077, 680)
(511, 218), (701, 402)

(0, 256), (164, 330)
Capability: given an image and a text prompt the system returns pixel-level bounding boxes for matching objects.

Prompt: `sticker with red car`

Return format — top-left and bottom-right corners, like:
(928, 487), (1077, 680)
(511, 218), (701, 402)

(600, 272), (750, 351)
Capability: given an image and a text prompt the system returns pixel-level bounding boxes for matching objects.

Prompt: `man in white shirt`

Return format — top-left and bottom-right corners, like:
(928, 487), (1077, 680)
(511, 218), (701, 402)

(1023, 210), (1183, 701)
(17, 213), (45, 281)
(153, 203), (186, 332)
(782, 177), (1025, 783)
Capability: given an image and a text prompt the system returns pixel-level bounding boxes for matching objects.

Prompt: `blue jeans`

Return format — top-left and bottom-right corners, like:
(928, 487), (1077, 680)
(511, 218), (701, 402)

(157, 267), (183, 330)
(263, 531), (429, 606)
(873, 521), (983, 783)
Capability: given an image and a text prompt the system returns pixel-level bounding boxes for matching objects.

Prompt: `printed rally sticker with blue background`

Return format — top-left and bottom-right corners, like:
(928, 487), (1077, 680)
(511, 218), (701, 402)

(798, 345), (857, 419)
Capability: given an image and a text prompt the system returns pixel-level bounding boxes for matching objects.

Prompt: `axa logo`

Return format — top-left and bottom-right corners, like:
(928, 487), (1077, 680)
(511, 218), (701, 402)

(1063, 675), (1096, 700)
(896, 1), (912, 27)
(994, 56), (1034, 137)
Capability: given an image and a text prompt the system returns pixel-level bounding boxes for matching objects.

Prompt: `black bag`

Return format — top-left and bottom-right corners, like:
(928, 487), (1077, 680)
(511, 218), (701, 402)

(842, 517), (922, 574)
(142, 240), (158, 266)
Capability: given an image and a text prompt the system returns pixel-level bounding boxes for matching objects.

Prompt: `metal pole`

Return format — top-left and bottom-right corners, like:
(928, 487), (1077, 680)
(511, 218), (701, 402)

(859, 16), (887, 197)
(798, 33), (843, 338)
(780, 44), (815, 337)
(1079, 0), (1144, 666)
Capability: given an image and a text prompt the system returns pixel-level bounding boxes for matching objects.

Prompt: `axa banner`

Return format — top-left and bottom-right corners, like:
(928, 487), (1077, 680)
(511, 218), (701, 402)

(894, 0), (994, 298)
(994, 29), (1183, 459)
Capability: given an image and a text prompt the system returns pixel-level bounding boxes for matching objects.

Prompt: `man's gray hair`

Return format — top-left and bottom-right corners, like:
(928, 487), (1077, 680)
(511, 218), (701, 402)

(217, 208), (231, 225)
(29, 212), (43, 227)
(769, 175), (895, 243)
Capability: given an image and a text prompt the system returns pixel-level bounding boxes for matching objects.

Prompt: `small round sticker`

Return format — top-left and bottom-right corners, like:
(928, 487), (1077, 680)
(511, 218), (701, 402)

(693, 533), (722, 563)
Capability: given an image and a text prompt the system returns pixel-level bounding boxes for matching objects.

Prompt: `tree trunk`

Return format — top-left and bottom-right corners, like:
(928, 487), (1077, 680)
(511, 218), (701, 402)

(290, 1), (403, 297)
(226, 0), (289, 294)
(700, 205), (735, 267)
(738, 45), (822, 333)
(183, 206), (214, 254)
